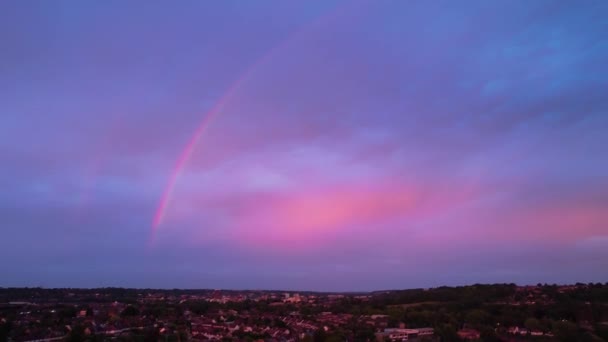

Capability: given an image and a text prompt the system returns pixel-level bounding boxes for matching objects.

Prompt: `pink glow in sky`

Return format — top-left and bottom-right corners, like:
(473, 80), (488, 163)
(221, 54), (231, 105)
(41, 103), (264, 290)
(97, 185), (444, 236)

(151, 0), (353, 241)
(1, 0), (607, 290)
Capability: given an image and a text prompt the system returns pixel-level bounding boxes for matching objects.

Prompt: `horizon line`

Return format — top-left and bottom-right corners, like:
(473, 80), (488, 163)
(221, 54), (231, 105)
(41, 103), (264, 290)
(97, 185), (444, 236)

(2, 281), (603, 294)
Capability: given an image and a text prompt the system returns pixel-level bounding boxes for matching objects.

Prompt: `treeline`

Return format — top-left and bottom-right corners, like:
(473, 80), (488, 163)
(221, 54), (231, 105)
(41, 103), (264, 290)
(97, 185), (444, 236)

(372, 283), (519, 306)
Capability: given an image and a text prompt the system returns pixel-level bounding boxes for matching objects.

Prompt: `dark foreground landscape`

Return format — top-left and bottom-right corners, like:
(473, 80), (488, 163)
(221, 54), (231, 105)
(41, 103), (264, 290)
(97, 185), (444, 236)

(1, 283), (608, 341)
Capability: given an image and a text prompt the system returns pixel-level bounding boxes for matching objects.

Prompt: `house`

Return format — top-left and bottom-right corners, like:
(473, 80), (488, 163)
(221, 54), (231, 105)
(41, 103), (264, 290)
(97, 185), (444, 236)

(417, 327), (434, 337)
(457, 328), (480, 340)
(377, 327), (434, 341)
(507, 326), (529, 335)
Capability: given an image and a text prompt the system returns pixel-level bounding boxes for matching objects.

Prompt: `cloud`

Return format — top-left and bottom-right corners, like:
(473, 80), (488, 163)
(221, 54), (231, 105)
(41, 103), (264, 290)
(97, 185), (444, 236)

(0, 0), (607, 289)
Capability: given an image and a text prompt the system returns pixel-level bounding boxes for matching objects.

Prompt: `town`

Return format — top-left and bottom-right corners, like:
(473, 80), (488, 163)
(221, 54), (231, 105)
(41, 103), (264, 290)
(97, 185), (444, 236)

(1, 283), (607, 341)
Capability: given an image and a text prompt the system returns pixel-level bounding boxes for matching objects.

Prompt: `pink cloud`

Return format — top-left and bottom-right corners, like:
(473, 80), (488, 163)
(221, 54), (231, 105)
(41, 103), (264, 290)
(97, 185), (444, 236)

(243, 185), (412, 233)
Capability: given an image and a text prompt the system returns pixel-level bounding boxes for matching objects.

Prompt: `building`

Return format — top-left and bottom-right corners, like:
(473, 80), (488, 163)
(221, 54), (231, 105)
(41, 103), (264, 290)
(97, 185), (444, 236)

(376, 327), (435, 341)
(457, 328), (480, 340)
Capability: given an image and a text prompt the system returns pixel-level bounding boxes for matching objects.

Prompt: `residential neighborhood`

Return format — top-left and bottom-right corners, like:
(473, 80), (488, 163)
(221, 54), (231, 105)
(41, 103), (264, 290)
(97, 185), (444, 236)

(1, 283), (607, 341)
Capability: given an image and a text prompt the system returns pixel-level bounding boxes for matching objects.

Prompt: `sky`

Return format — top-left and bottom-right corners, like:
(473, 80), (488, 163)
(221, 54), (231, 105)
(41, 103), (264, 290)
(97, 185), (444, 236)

(1, 1), (607, 291)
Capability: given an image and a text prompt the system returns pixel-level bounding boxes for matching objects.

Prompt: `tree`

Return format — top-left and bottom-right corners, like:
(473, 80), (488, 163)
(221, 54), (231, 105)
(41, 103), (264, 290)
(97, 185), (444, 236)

(301, 335), (314, 342)
(553, 320), (579, 341)
(595, 324), (608, 341)
(525, 317), (541, 331)
(121, 305), (140, 317)
(480, 327), (500, 342)
(0, 320), (12, 342)
(313, 328), (327, 342)
(66, 324), (86, 342)
(465, 309), (491, 328)
(435, 324), (459, 342)
(353, 325), (375, 341)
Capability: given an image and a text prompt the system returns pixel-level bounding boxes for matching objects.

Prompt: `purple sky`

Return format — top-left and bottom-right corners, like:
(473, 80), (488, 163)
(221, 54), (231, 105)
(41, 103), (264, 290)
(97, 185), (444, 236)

(1, 1), (607, 291)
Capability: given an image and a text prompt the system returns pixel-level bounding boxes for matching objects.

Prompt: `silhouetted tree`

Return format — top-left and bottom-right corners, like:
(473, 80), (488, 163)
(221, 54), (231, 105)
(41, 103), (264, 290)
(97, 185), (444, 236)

(121, 305), (140, 317)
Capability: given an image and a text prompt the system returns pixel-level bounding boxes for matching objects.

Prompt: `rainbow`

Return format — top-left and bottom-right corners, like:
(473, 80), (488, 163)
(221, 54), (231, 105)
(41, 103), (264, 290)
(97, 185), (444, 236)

(150, 77), (245, 242)
(150, 1), (360, 244)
